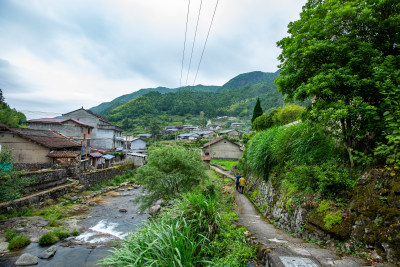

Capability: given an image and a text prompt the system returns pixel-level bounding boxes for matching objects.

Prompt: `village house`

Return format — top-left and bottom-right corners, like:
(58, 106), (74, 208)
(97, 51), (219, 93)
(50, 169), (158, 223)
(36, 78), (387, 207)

(177, 133), (199, 141)
(122, 134), (134, 150)
(27, 118), (94, 150)
(127, 152), (147, 167)
(218, 129), (239, 138)
(197, 130), (215, 139)
(231, 122), (246, 127)
(162, 126), (179, 135)
(131, 138), (147, 153)
(0, 124), (82, 167)
(183, 126), (199, 133)
(201, 137), (242, 160)
(62, 108), (124, 150)
(208, 124), (222, 131)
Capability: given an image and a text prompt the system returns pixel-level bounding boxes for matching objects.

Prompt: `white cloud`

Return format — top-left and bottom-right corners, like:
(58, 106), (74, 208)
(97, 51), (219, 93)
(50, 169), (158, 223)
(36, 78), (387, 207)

(0, 0), (306, 118)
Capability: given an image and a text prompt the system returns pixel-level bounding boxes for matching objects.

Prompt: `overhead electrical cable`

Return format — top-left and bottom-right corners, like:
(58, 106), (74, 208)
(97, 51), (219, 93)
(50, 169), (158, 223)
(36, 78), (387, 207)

(193, 0), (219, 85)
(185, 0), (203, 85)
(179, 0), (191, 87)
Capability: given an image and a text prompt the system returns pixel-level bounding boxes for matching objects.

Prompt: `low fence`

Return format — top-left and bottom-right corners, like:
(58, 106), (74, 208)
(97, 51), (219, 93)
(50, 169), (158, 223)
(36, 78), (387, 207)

(79, 162), (135, 188)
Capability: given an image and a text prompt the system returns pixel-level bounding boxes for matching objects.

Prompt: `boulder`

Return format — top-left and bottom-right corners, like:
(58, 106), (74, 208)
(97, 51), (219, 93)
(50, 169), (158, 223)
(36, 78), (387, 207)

(15, 253), (38, 266)
(39, 245), (57, 259)
(148, 204), (162, 216)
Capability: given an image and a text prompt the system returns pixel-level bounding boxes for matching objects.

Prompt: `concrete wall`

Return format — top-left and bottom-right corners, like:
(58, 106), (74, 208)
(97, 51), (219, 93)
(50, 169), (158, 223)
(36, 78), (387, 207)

(0, 133), (51, 164)
(64, 109), (122, 150)
(79, 162), (135, 188)
(131, 139), (146, 150)
(203, 140), (242, 160)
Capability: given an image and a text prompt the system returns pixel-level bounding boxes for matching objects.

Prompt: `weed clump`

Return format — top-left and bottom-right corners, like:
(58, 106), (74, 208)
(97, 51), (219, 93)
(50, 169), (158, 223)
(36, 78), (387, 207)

(7, 234), (31, 250)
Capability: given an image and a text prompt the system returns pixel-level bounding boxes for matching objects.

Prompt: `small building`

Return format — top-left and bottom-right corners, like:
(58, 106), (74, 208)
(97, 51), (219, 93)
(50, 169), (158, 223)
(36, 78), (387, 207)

(177, 133), (199, 141)
(231, 122), (246, 127)
(27, 118), (94, 149)
(197, 131), (215, 139)
(183, 126), (199, 133)
(131, 138), (147, 153)
(62, 107), (124, 150)
(209, 124), (222, 131)
(136, 134), (152, 139)
(219, 129), (239, 137)
(102, 154), (115, 168)
(89, 152), (104, 169)
(127, 152), (147, 167)
(122, 134), (135, 150)
(0, 124), (82, 167)
(202, 137), (242, 160)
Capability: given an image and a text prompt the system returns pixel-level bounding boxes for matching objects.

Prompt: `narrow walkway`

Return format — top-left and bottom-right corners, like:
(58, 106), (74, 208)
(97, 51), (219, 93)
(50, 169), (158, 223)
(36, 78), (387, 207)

(211, 166), (372, 267)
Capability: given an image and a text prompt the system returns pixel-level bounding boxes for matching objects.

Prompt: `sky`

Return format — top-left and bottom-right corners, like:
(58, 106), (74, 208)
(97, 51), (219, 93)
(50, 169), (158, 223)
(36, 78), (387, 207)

(0, 0), (306, 119)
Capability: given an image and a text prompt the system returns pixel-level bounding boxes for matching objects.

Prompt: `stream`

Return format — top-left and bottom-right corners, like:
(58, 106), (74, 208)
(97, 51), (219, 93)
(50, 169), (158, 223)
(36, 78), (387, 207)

(0, 187), (149, 267)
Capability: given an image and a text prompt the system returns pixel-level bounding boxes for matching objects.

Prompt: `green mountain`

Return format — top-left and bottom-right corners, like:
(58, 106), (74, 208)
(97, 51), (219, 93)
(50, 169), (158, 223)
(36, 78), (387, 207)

(91, 85), (219, 115)
(89, 71), (304, 133)
(219, 71), (279, 92)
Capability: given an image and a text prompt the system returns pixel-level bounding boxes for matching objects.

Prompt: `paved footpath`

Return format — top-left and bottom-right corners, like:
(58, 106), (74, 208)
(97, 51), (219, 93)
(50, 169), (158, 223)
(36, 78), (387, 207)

(211, 166), (394, 267)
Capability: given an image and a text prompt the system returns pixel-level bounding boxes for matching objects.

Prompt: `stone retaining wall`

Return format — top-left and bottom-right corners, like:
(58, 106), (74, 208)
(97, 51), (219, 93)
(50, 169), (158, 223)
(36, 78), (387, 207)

(18, 169), (67, 193)
(79, 162), (135, 188)
(0, 183), (73, 214)
(244, 171), (400, 263)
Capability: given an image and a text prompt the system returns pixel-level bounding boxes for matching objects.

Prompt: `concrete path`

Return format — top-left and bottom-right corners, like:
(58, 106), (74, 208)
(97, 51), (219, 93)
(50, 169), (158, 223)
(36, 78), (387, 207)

(210, 166), (380, 267)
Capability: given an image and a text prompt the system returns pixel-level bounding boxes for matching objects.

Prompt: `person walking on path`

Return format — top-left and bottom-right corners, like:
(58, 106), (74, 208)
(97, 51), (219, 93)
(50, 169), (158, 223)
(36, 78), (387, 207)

(236, 175), (241, 191)
(239, 176), (246, 194)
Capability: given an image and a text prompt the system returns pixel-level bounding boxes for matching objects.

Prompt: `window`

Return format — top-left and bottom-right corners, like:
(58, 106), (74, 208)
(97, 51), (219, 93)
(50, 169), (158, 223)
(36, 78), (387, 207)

(88, 128), (91, 134)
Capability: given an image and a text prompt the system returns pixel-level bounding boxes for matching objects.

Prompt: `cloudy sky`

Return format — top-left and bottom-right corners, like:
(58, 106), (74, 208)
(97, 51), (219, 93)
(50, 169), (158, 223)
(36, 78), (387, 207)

(0, 0), (306, 119)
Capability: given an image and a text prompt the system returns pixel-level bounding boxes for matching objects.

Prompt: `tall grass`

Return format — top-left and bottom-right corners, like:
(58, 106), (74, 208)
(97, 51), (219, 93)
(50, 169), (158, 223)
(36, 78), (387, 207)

(99, 192), (221, 267)
(244, 122), (343, 180)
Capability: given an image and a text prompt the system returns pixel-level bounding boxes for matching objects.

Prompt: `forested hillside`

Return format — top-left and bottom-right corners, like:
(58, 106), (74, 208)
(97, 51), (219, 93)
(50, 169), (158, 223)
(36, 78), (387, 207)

(0, 89), (26, 127)
(92, 71), (297, 133)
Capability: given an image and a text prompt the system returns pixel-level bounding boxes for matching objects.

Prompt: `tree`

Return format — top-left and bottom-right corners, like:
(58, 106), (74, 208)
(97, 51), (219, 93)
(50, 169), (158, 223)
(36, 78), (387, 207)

(251, 98), (263, 123)
(276, 0), (400, 165)
(134, 146), (205, 209)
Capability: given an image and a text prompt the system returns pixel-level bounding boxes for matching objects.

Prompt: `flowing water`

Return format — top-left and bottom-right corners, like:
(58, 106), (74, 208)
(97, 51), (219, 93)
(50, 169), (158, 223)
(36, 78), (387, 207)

(0, 188), (149, 266)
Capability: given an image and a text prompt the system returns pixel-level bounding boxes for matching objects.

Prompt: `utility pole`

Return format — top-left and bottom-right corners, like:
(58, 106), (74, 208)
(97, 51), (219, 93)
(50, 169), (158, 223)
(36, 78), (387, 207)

(84, 134), (87, 171)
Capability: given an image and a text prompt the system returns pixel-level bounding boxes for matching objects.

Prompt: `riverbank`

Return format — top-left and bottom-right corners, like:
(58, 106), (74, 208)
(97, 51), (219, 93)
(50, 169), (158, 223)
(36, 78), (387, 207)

(0, 180), (146, 266)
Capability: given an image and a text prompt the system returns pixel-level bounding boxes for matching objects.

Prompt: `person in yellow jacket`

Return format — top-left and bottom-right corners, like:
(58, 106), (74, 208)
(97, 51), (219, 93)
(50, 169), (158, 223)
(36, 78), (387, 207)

(238, 176), (246, 194)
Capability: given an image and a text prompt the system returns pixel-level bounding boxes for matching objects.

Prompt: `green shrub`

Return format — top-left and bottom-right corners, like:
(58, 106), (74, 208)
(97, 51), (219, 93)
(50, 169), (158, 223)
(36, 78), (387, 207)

(53, 229), (69, 239)
(38, 232), (58, 246)
(71, 229), (80, 236)
(8, 234), (31, 250)
(324, 211), (342, 230)
(5, 229), (17, 241)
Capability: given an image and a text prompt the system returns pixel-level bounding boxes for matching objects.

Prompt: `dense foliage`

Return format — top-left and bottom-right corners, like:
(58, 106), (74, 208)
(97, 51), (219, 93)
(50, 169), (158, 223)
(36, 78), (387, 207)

(252, 104), (304, 131)
(100, 171), (256, 266)
(134, 145), (206, 210)
(276, 0), (400, 167)
(0, 89), (26, 127)
(0, 149), (34, 202)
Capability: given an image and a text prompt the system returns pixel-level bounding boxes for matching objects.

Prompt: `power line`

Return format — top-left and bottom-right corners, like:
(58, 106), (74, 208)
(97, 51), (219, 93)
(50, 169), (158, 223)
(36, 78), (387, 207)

(179, 0), (191, 87)
(193, 0), (219, 85)
(185, 0), (203, 85)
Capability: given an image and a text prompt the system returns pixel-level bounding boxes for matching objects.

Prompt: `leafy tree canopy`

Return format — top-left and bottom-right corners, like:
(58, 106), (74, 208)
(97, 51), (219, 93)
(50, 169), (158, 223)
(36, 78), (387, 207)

(0, 89), (26, 127)
(134, 145), (206, 209)
(276, 0), (400, 163)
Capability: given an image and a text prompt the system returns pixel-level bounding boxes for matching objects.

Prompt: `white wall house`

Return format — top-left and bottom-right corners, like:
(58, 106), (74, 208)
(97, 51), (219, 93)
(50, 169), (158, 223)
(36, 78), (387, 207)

(62, 108), (124, 150)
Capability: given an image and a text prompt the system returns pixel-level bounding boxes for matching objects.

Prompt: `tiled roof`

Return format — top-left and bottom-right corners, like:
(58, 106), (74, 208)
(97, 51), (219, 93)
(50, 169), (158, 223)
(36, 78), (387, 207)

(202, 137), (225, 148)
(9, 127), (82, 149)
(89, 152), (103, 158)
(47, 151), (80, 158)
(201, 137), (240, 148)
(90, 146), (111, 153)
(220, 129), (236, 134)
(27, 118), (94, 128)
